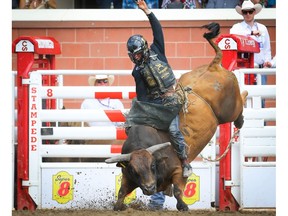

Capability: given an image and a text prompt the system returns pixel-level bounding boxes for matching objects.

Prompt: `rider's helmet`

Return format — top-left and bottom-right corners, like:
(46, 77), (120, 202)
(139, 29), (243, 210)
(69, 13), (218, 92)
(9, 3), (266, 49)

(127, 34), (149, 66)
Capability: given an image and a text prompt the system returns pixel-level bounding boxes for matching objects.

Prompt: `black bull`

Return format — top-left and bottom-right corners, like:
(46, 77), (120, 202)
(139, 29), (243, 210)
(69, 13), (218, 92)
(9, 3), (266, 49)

(106, 126), (185, 211)
(105, 23), (248, 211)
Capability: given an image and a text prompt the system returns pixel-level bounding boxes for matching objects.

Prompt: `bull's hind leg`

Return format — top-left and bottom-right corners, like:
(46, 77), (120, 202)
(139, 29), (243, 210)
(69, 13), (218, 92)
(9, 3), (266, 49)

(241, 90), (248, 105)
(234, 91), (248, 129)
(234, 113), (244, 129)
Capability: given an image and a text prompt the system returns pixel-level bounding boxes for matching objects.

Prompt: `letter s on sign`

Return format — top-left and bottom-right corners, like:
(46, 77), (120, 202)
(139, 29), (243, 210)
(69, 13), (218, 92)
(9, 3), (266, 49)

(224, 38), (231, 49)
(22, 41), (28, 51)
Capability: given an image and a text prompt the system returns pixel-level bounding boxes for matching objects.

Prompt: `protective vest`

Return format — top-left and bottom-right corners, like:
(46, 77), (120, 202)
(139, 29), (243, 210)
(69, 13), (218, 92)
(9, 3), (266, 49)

(140, 51), (176, 96)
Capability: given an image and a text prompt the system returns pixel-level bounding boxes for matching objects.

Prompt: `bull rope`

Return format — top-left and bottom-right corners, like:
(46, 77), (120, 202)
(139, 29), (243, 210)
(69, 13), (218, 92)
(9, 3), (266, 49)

(200, 128), (240, 162)
(176, 83), (219, 124)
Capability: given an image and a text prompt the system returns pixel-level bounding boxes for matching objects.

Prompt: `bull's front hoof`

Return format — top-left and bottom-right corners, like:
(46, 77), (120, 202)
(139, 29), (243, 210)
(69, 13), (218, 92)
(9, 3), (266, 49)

(113, 204), (127, 211)
(176, 202), (189, 211)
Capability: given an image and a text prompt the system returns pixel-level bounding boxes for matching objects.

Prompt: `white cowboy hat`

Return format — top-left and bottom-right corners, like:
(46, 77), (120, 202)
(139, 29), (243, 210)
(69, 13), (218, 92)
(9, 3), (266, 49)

(235, 0), (262, 16)
(88, 74), (115, 86)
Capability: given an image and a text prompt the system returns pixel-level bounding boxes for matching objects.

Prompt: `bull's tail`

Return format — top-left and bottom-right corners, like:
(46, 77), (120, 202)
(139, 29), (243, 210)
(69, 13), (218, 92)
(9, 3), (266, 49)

(202, 22), (221, 67)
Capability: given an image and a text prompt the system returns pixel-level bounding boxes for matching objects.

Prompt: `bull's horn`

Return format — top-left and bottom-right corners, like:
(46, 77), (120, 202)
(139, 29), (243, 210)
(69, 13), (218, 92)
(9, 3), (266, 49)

(105, 153), (131, 163)
(146, 142), (171, 154)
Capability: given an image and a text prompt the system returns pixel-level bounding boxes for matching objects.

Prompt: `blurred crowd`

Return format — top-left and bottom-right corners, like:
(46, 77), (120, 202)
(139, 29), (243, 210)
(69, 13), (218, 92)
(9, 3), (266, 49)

(13, 0), (56, 9)
(12, 0), (276, 9)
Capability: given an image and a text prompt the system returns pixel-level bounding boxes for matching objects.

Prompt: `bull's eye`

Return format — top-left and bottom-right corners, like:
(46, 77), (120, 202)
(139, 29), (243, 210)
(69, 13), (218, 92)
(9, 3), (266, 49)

(151, 162), (156, 171)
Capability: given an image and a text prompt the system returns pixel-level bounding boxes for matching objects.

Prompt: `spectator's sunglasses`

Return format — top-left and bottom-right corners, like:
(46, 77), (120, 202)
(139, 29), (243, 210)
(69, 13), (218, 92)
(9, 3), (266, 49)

(96, 79), (108, 84)
(242, 10), (254, 15)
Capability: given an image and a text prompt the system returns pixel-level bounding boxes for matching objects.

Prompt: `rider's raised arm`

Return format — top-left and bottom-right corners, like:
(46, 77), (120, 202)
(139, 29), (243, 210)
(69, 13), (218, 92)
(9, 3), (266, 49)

(137, 0), (165, 55)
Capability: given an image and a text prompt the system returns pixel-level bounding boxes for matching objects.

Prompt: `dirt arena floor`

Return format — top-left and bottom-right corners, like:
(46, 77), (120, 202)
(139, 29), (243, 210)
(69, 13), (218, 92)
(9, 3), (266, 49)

(12, 209), (276, 216)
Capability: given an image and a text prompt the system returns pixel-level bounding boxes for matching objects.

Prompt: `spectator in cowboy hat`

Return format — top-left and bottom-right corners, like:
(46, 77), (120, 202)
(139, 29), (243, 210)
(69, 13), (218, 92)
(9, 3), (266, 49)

(81, 74), (124, 127)
(87, 74), (115, 86)
(230, 0), (272, 85)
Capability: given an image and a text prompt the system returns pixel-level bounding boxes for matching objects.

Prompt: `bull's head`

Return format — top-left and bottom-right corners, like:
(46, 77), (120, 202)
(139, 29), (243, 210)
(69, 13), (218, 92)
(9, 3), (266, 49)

(105, 142), (171, 195)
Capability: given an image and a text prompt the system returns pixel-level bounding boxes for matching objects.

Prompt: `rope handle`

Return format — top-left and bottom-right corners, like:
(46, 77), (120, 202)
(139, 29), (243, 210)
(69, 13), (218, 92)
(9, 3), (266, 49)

(200, 128), (240, 162)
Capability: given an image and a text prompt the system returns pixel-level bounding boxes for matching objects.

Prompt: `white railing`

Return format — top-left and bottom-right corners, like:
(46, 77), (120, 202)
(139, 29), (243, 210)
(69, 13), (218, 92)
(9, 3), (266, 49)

(232, 68), (276, 208)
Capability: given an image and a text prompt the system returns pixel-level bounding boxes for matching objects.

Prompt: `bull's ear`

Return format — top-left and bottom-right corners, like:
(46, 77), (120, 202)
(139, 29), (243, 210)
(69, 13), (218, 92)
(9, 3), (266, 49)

(116, 162), (128, 168)
(146, 142), (171, 154)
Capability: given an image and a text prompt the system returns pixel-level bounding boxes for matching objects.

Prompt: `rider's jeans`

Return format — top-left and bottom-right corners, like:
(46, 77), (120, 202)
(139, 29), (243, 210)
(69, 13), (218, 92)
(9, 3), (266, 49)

(169, 115), (187, 159)
(149, 192), (165, 209)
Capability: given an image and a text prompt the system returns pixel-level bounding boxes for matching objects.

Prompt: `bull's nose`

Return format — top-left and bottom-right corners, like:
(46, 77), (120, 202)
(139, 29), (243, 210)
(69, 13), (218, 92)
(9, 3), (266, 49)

(142, 184), (156, 195)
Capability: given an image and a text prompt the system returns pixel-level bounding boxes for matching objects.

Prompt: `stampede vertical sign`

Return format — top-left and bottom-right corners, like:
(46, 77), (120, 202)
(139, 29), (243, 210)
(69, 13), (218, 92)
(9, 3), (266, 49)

(52, 171), (74, 204)
(183, 173), (200, 205)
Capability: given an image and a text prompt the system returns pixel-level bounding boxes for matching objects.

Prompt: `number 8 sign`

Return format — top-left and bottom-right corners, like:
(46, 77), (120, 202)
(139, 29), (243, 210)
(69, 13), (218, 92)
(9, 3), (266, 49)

(183, 173), (200, 205)
(52, 171), (74, 204)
